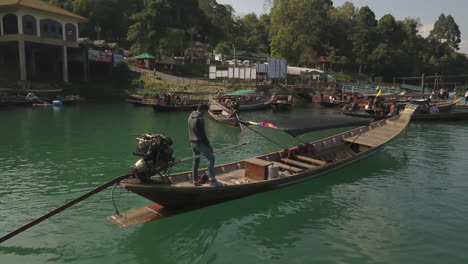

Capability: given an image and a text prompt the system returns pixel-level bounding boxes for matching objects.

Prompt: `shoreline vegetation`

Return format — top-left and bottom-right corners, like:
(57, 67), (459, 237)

(47, 0), (467, 81)
(3, 0), (467, 101)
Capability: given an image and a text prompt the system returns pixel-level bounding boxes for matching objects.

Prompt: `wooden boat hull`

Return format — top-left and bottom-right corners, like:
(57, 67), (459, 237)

(320, 101), (344, 108)
(126, 99), (142, 105)
(121, 105), (417, 208)
(344, 110), (468, 121)
(270, 102), (292, 111)
(412, 111), (468, 120)
(121, 145), (387, 208)
(343, 112), (389, 121)
(412, 98), (462, 114)
(152, 104), (198, 111)
(208, 110), (239, 127)
(239, 102), (270, 111)
(454, 104), (468, 109)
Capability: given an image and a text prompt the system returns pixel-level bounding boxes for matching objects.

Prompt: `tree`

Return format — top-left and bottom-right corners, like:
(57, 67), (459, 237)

(199, 0), (236, 44)
(377, 14), (405, 45)
(214, 41), (231, 59)
(350, 6), (377, 73)
(429, 14), (461, 50)
(327, 2), (357, 69)
(270, 0), (332, 64)
(127, 0), (173, 54)
(235, 13), (270, 53)
(159, 28), (186, 56)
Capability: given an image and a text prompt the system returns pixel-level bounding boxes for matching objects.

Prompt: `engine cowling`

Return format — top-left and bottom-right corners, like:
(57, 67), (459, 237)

(132, 134), (174, 183)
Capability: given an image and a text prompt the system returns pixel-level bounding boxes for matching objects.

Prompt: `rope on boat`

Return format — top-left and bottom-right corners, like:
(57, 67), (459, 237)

(338, 130), (366, 158)
(238, 119), (287, 150)
(111, 183), (123, 215)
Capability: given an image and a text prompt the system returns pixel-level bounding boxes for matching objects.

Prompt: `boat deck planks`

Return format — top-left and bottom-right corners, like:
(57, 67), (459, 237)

(270, 161), (303, 173)
(217, 169), (250, 185)
(295, 155), (327, 166)
(343, 120), (404, 147)
(281, 158), (317, 169)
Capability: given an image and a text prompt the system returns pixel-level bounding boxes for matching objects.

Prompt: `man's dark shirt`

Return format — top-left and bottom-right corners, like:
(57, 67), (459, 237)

(188, 111), (210, 145)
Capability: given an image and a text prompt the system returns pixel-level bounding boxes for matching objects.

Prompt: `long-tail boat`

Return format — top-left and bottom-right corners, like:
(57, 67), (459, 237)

(152, 91), (211, 111)
(220, 89), (270, 111)
(119, 105), (417, 210)
(269, 94), (293, 111)
(124, 90), (143, 105)
(208, 101), (239, 127)
(344, 98), (464, 120)
(320, 99), (346, 108)
(344, 110), (468, 121)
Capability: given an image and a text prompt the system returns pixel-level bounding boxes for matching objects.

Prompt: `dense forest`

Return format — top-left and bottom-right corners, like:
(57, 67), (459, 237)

(49, 0), (468, 81)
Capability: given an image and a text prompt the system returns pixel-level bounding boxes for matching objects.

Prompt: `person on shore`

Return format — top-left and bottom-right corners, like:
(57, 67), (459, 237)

(465, 90), (468, 105)
(366, 96), (374, 110)
(387, 102), (397, 116)
(188, 104), (222, 187)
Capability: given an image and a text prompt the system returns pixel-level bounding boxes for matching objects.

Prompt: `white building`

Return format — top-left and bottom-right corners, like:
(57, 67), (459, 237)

(0, 0), (87, 83)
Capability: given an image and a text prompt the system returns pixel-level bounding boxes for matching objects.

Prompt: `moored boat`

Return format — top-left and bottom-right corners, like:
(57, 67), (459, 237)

(151, 91), (211, 111)
(320, 100), (345, 108)
(219, 89), (270, 111)
(208, 110), (239, 127)
(207, 101), (239, 127)
(119, 104), (418, 209)
(268, 94), (293, 111)
(125, 91), (143, 105)
(270, 101), (292, 111)
(153, 102), (201, 111)
(344, 109), (468, 121)
(428, 98), (462, 112)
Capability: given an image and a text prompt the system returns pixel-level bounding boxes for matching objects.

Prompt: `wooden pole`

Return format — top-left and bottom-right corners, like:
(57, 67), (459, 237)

(0, 171), (135, 244)
(421, 73), (425, 95)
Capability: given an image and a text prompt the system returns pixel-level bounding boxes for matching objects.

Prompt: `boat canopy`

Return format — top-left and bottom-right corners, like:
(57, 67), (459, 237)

(225, 89), (257, 96)
(240, 116), (372, 137)
(134, 53), (156, 59)
(136, 89), (215, 95)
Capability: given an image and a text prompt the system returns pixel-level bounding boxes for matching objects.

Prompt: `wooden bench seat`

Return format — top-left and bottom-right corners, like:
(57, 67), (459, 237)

(295, 155), (327, 166)
(270, 161), (303, 173)
(281, 158), (317, 169)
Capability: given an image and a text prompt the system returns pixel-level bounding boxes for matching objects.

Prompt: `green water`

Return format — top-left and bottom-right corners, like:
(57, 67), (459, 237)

(1, 103), (468, 264)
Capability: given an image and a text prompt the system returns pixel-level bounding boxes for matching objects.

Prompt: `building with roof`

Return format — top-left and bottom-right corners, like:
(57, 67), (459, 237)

(224, 50), (268, 63)
(309, 56), (331, 71)
(0, 0), (87, 83)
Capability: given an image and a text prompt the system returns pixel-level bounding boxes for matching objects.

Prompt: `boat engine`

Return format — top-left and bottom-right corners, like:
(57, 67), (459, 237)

(132, 134), (175, 183)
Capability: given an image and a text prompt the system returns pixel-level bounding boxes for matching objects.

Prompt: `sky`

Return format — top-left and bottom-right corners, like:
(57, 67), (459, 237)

(217, 0), (468, 53)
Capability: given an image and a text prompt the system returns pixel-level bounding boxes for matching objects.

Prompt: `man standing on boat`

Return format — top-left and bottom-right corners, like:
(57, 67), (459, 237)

(188, 104), (222, 187)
